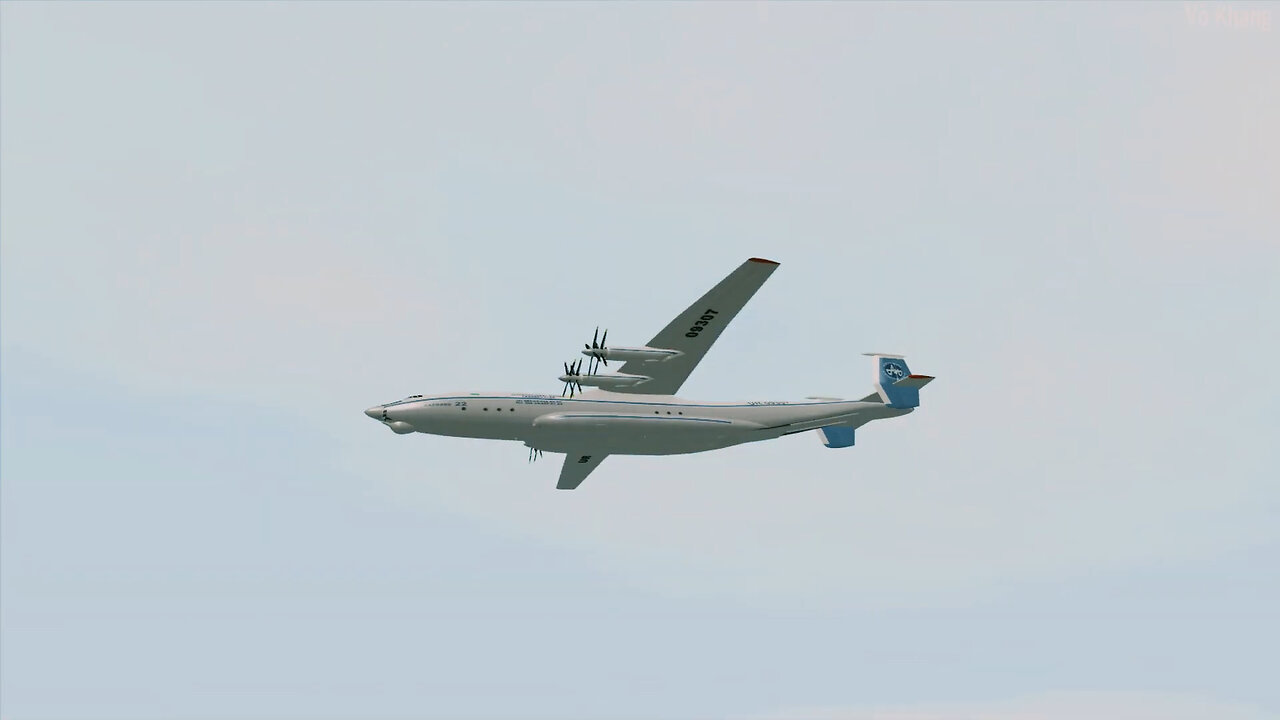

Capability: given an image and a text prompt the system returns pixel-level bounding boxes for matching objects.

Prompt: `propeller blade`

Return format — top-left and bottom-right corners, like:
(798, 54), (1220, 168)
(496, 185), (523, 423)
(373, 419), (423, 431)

(600, 329), (607, 347)
(592, 326), (600, 349)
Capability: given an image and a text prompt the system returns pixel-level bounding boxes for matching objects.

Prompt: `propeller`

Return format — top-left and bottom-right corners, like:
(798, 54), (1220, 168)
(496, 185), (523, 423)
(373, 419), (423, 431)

(584, 327), (609, 374)
(561, 358), (585, 398)
(528, 447), (544, 463)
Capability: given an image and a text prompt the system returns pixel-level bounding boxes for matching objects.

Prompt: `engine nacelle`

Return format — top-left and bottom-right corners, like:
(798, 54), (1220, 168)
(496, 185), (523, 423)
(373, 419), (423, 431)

(581, 346), (682, 363)
(558, 372), (651, 388)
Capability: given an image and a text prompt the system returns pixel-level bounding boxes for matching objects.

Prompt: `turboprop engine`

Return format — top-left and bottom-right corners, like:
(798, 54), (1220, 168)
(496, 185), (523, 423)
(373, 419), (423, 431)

(581, 345), (682, 363)
(559, 372), (651, 389)
(580, 327), (681, 369)
(558, 358), (649, 397)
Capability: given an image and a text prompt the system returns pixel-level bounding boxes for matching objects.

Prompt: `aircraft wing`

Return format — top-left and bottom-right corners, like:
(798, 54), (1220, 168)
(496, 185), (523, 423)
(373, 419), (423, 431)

(610, 258), (780, 396)
(557, 452), (608, 490)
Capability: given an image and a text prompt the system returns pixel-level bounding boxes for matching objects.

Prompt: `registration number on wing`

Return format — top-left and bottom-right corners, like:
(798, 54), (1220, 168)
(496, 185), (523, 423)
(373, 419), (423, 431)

(684, 308), (720, 338)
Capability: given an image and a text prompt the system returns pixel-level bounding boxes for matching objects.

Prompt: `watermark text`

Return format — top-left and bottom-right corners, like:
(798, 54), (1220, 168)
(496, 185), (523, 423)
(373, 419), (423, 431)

(1184, 3), (1272, 30)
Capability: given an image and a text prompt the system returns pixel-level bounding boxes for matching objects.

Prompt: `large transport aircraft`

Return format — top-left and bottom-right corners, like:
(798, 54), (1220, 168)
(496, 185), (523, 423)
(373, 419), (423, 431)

(364, 258), (934, 489)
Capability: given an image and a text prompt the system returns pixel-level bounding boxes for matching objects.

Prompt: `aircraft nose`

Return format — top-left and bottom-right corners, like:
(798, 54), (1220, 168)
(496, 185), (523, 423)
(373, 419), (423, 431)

(364, 406), (383, 420)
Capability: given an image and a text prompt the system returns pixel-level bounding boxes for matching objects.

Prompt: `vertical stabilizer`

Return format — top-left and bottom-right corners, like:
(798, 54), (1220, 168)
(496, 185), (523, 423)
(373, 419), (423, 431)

(862, 353), (934, 409)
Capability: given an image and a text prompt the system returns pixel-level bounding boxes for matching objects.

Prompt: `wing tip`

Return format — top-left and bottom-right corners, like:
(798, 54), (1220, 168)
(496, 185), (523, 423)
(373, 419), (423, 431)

(748, 257), (780, 265)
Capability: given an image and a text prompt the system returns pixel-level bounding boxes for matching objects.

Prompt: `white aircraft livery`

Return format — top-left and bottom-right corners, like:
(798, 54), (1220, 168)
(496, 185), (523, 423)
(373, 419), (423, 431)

(364, 258), (934, 489)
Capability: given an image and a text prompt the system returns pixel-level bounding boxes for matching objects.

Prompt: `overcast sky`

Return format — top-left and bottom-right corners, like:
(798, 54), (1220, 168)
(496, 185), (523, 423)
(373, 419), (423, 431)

(2, 2), (1277, 719)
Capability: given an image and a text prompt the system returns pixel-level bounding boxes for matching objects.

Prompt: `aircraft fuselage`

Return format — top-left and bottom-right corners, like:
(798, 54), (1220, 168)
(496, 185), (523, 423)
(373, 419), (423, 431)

(366, 391), (910, 456)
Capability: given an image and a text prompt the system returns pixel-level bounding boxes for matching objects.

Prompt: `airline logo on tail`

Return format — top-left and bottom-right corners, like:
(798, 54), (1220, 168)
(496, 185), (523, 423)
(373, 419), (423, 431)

(863, 353), (934, 409)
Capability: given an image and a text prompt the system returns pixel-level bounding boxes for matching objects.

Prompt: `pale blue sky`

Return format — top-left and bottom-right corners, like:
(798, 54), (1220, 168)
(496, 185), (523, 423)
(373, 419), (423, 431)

(2, 3), (1277, 719)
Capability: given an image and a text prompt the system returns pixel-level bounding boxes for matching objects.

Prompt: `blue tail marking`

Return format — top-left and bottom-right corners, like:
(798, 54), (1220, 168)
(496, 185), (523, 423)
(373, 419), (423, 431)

(873, 355), (924, 409)
(818, 426), (856, 448)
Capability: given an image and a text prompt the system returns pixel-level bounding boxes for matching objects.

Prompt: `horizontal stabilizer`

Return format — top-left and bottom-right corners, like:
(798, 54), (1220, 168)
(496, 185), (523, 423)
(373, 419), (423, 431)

(817, 426), (855, 448)
(892, 374), (935, 389)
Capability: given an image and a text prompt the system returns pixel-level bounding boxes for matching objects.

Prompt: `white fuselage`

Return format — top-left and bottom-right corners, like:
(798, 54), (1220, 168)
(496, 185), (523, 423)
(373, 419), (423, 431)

(369, 391), (911, 455)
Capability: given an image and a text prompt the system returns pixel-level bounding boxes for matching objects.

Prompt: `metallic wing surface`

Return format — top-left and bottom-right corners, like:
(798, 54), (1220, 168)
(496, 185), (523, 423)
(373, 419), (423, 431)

(610, 258), (779, 396)
(557, 452), (609, 490)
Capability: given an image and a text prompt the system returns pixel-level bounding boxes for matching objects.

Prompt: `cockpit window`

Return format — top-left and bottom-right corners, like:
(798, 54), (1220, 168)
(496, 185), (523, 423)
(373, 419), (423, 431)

(406, 395), (423, 399)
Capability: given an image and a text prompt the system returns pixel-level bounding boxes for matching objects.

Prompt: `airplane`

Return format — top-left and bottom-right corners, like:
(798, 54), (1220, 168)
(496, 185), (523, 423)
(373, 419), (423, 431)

(363, 258), (934, 489)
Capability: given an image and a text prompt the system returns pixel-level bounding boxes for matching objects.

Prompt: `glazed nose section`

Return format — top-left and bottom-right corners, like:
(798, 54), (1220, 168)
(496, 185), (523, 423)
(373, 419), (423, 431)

(364, 406), (384, 420)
